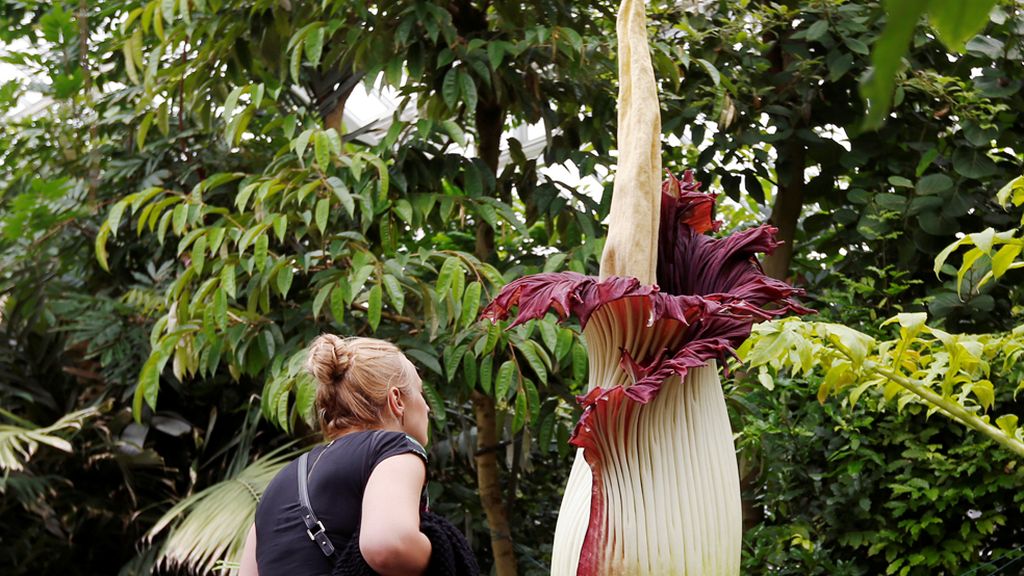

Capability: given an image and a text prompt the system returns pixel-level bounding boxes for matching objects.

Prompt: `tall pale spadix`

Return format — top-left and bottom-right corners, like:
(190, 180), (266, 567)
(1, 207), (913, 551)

(481, 1), (811, 574)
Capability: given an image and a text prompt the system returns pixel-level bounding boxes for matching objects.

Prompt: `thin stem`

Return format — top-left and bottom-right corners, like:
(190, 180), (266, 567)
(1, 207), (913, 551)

(864, 361), (1024, 458)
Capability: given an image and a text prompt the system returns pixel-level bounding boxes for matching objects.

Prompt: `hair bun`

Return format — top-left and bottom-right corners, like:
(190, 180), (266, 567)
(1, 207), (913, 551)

(331, 342), (353, 378)
(307, 334), (353, 385)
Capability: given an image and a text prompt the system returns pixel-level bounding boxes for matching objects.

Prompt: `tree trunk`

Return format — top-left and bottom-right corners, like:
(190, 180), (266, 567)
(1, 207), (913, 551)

(762, 140), (805, 281)
(472, 391), (517, 576)
(472, 98), (518, 576)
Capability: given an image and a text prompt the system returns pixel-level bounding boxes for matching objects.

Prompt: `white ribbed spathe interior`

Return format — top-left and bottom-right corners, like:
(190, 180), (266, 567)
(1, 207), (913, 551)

(550, 298), (742, 575)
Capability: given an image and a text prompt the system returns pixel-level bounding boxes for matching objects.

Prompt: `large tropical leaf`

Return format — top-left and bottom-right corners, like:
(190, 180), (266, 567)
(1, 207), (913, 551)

(147, 446), (296, 574)
(0, 407), (98, 472)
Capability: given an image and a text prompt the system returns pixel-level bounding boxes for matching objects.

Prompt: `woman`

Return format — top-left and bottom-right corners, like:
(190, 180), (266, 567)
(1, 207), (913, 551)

(240, 335), (435, 575)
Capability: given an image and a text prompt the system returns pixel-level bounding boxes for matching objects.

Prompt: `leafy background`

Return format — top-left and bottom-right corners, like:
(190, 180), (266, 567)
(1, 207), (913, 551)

(1, 1), (1023, 575)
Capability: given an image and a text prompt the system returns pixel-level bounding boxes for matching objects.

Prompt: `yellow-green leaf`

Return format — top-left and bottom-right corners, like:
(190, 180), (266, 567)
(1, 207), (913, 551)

(314, 131), (331, 168)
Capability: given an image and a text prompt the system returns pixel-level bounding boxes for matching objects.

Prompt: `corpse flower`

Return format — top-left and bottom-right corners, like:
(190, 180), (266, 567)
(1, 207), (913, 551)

(481, 172), (810, 574)
(482, 0), (810, 573)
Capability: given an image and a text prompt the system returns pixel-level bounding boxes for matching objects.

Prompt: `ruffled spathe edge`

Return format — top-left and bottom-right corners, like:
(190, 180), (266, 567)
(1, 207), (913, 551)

(479, 171), (813, 446)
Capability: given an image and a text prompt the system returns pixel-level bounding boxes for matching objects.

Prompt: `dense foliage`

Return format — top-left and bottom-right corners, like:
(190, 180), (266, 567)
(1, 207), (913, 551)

(1, 1), (1022, 575)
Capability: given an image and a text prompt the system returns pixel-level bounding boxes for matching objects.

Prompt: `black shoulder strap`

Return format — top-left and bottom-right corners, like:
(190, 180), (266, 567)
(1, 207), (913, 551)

(297, 451), (336, 557)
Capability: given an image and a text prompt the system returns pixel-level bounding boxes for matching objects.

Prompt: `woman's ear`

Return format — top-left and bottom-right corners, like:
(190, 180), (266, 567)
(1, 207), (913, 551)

(388, 386), (404, 417)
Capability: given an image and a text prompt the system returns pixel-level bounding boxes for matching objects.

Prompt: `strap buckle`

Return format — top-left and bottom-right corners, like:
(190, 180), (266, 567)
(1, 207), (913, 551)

(306, 520), (327, 541)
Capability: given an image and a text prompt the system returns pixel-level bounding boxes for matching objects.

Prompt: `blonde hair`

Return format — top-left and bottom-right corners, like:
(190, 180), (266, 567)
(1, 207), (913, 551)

(306, 334), (416, 439)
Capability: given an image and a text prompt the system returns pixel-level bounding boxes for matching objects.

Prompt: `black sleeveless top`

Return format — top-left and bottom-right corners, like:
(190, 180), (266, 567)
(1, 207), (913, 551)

(255, 430), (428, 576)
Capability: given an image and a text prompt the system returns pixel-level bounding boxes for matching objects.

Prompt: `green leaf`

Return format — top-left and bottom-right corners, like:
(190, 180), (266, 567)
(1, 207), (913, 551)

(460, 281), (482, 327)
(934, 235), (971, 277)
(462, 350), (478, 393)
(971, 380), (995, 411)
(805, 19), (829, 42)
(273, 214), (287, 242)
(191, 235), (207, 276)
(276, 264), (293, 298)
(543, 253), (568, 274)
(572, 342), (588, 383)
(223, 85), (244, 123)
(443, 344), (466, 383)
(442, 67), (460, 109)
(952, 147), (998, 179)
(313, 284), (331, 319)
(696, 58), (720, 86)
(349, 265), (374, 300)
(331, 179), (355, 217)
(440, 120), (466, 148)
(458, 70), (477, 112)
(969, 227), (997, 254)
(330, 284), (346, 324)
(479, 356), (493, 394)
(221, 264), (236, 299)
(290, 38), (304, 83)
(965, 35), (1004, 59)
(436, 257), (460, 297)
(393, 199), (414, 225)
(916, 148), (940, 176)
(406, 348), (442, 377)
(844, 37), (870, 55)
(214, 288), (228, 329)
(314, 131), (331, 168)
(160, 0), (175, 24)
(254, 233), (268, 272)
(367, 284), (382, 331)
(861, 0), (929, 129)
(554, 328), (573, 362)
(821, 323), (875, 368)
(483, 322), (501, 355)
(956, 247), (986, 295)
(996, 175), (1024, 208)
(888, 175), (913, 188)
(137, 110), (154, 151)
(382, 274), (405, 314)
(538, 319), (558, 352)
(172, 203), (188, 235)
(525, 383), (542, 427)
(487, 41), (505, 69)
(827, 51), (854, 82)
(990, 244), (1022, 279)
(512, 391), (527, 433)
(996, 414), (1019, 437)
(295, 377), (316, 424)
(293, 129), (314, 160)
(421, 381), (446, 428)
(495, 360), (515, 401)
(315, 198), (329, 234)
(133, 351), (167, 419)
(915, 173), (953, 195)
(123, 30), (141, 84)
(95, 222), (111, 271)
(517, 341), (548, 384)
(305, 25), (325, 68)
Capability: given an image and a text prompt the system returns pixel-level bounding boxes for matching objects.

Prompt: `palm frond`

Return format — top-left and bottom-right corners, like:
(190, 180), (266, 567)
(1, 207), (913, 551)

(0, 407), (98, 472)
(147, 445), (296, 574)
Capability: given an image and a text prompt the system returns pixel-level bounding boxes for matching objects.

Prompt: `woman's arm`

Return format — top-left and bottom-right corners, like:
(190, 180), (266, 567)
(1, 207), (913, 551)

(359, 453), (431, 575)
(239, 522), (259, 576)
